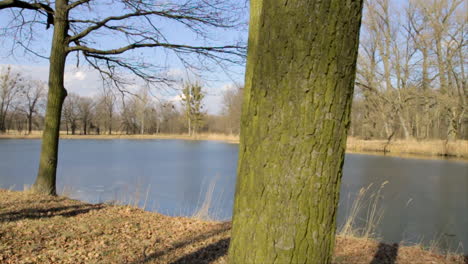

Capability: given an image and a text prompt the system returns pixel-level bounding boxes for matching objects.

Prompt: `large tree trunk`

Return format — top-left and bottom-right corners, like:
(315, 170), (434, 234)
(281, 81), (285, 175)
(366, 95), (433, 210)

(32, 0), (69, 195)
(228, 1), (363, 263)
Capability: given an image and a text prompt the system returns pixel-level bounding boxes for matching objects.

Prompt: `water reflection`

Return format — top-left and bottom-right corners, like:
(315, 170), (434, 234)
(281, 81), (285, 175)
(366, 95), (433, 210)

(0, 139), (466, 253)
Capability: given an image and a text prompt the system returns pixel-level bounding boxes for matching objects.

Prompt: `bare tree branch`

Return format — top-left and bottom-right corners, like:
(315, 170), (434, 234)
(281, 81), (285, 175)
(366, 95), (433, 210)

(67, 0), (91, 11)
(0, 0), (54, 28)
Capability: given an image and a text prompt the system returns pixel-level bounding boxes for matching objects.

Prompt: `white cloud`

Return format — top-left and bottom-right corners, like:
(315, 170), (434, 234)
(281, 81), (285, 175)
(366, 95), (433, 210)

(202, 82), (239, 115)
(74, 71), (86, 80)
(220, 83), (237, 92)
(165, 68), (185, 79)
(2, 64), (102, 97)
(169, 95), (182, 102)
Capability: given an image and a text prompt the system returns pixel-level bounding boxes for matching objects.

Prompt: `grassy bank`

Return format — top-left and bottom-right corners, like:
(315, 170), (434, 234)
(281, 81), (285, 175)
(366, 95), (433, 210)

(0, 189), (465, 264)
(346, 137), (468, 159)
(1, 131), (467, 159)
(0, 131), (240, 144)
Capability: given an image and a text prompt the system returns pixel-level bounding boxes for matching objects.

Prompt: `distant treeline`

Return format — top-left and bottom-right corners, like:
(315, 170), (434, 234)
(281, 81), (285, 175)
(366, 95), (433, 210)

(1, 55), (466, 141)
(0, 67), (243, 136)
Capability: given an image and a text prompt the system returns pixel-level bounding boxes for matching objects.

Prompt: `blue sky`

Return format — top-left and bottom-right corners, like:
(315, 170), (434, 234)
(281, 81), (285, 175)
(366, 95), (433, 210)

(0, 1), (248, 114)
(2, 0), (441, 114)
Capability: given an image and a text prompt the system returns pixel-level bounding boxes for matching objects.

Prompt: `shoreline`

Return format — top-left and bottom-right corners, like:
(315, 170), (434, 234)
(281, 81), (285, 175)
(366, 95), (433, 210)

(0, 189), (465, 264)
(0, 132), (240, 144)
(1, 132), (467, 161)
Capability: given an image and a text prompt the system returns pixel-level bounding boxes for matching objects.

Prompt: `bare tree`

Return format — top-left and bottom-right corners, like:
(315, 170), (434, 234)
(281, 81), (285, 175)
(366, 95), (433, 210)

(221, 86), (243, 134)
(95, 88), (116, 135)
(351, 0), (466, 141)
(120, 96), (139, 135)
(158, 101), (184, 134)
(62, 93), (79, 135)
(0, 66), (23, 133)
(19, 79), (46, 134)
(77, 95), (93, 135)
(134, 87), (151, 135)
(0, 0), (246, 195)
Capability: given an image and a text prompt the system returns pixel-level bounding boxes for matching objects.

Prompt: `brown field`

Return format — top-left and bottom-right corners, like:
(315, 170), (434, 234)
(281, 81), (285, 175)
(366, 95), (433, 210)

(1, 131), (467, 160)
(0, 189), (465, 264)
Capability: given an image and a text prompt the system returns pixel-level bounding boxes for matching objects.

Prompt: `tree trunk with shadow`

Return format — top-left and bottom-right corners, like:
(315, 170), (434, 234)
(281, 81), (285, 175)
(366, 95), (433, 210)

(228, 0), (363, 263)
(32, 0), (69, 196)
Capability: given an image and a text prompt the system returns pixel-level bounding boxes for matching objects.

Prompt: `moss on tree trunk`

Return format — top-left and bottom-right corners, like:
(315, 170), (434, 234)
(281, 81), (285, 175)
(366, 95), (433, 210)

(228, 0), (363, 263)
(32, 0), (69, 196)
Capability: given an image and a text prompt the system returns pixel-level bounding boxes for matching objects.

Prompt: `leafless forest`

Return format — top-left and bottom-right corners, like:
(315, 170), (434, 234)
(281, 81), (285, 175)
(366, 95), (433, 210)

(1, 0), (466, 140)
(351, 0), (466, 141)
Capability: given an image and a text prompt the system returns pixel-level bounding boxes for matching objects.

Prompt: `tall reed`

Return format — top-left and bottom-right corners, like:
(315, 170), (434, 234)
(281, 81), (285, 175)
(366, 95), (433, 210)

(339, 181), (388, 239)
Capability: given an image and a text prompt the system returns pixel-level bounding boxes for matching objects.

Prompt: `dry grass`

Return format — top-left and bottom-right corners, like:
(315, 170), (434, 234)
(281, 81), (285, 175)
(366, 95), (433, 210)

(192, 175), (219, 221)
(337, 181), (467, 264)
(0, 189), (465, 264)
(347, 137), (468, 159)
(333, 236), (465, 264)
(0, 131), (240, 143)
(339, 182), (388, 239)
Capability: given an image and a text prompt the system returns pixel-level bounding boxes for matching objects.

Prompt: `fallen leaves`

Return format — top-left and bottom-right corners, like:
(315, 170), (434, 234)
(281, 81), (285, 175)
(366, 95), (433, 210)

(0, 190), (230, 264)
(0, 189), (465, 264)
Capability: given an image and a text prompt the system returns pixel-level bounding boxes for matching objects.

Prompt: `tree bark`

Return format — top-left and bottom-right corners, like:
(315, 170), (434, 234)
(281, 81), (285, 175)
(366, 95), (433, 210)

(228, 1), (363, 263)
(32, 0), (68, 195)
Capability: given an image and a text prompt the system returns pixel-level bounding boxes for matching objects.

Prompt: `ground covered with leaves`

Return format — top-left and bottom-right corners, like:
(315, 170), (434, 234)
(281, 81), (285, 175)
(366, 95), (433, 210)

(0, 190), (465, 264)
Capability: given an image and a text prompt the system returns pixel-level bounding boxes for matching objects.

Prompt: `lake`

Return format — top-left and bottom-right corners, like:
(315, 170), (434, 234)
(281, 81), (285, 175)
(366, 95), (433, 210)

(0, 139), (467, 253)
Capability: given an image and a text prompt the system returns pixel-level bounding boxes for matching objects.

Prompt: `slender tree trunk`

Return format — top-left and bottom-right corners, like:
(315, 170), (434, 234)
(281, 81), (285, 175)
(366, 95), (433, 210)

(140, 112), (144, 134)
(436, 40), (448, 92)
(188, 118), (191, 136)
(27, 113), (33, 134)
(0, 109), (6, 133)
(447, 107), (458, 141)
(108, 111), (112, 135)
(422, 47), (429, 91)
(398, 111), (410, 139)
(382, 116), (391, 139)
(32, 0), (69, 195)
(228, 1), (363, 263)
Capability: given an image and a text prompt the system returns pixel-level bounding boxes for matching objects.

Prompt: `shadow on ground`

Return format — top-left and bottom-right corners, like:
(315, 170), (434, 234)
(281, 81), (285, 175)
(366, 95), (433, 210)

(169, 238), (229, 264)
(370, 243), (399, 264)
(129, 224), (230, 264)
(0, 204), (104, 222)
